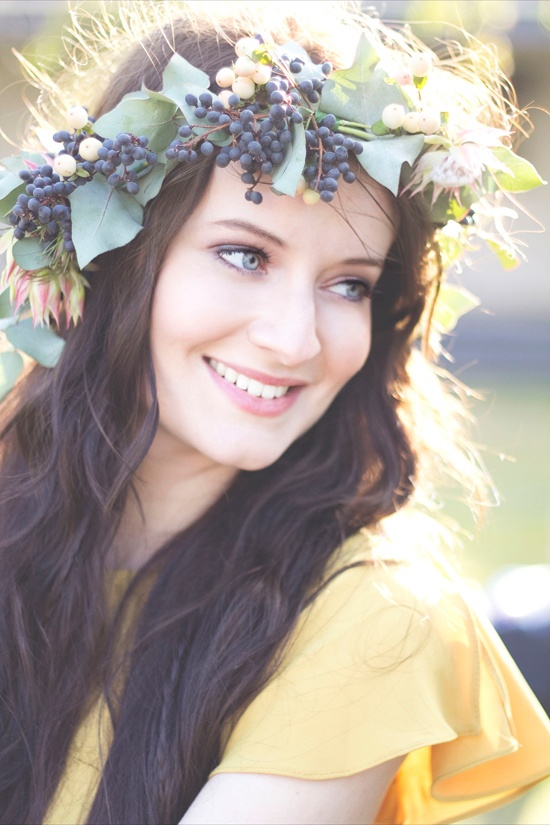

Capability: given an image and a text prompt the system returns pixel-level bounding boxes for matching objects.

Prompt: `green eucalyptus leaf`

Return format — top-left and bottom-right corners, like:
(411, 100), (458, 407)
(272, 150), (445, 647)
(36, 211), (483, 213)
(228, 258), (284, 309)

(270, 121), (306, 197)
(436, 223), (469, 269)
(12, 237), (52, 271)
(0, 183), (26, 219)
(0, 350), (24, 401)
(0, 286), (13, 320)
(0, 166), (25, 201)
(432, 284), (480, 334)
(1, 153), (47, 175)
(491, 146), (546, 193)
(70, 175), (144, 268)
(0, 160), (29, 218)
(6, 318), (64, 367)
(371, 120), (390, 136)
(162, 52), (211, 99)
(486, 239), (520, 270)
(139, 88), (177, 104)
(133, 162), (167, 207)
(321, 33), (407, 126)
(355, 134), (424, 196)
(160, 53), (216, 137)
(425, 189), (476, 225)
(94, 94), (178, 153)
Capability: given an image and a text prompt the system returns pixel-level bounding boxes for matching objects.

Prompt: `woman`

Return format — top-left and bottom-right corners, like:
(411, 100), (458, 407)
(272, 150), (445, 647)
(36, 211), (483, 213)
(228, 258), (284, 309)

(0, 2), (549, 823)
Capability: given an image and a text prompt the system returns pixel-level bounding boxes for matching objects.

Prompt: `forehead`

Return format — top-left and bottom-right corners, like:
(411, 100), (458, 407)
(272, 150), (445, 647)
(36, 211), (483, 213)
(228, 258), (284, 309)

(183, 165), (396, 262)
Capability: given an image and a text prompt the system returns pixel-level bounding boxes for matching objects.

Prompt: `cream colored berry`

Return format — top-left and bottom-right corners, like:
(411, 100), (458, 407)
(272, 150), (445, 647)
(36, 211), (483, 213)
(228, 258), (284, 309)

(295, 176), (307, 196)
(235, 37), (259, 58)
(381, 104), (406, 130)
(402, 112), (420, 133)
(411, 52), (433, 78)
(251, 63), (272, 85)
(78, 137), (103, 162)
(66, 106), (89, 130)
(417, 109), (441, 134)
(302, 188), (321, 205)
(218, 90), (234, 109)
(53, 154), (77, 177)
(232, 76), (256, 100)
(392, 67), (413, 86)
(234, 55), (256, 77)
(216, 67), (236, 88)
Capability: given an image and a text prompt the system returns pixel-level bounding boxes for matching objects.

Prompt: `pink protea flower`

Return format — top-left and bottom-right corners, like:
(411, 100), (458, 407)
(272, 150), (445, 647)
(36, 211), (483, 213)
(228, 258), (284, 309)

(28, 277), (63, 328)
(63, 271), (87, 328)
(1, 231), (88, 327)
(407, 126), (511, 203)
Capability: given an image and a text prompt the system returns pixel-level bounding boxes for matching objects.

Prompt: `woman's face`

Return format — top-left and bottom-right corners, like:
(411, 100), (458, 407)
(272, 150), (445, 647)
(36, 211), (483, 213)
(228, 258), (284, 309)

(149, 167), (395, 472)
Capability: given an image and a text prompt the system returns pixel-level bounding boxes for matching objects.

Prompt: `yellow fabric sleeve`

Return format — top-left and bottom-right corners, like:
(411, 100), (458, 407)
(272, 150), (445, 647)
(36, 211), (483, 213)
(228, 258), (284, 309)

(209, 533), (550, 824)
(44, 533), (550, 825)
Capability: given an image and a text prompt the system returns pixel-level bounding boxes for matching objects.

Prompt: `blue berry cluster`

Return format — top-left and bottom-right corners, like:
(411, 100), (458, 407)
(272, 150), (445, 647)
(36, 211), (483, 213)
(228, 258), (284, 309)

(54, 129), (157, 195)
(303, 113), (363, 203)
(288, 56), (331, 104)
(8, 132), (159, 256)
(53, 124), (96, 189)
(8, 164), (75, 250)
(168, 84), (307, 204)
(163, 53), (363, 204)
(95, 134), (157, 194)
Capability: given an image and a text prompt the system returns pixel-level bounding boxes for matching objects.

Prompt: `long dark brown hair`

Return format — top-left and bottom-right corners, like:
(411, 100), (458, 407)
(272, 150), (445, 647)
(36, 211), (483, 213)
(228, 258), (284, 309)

(0, 7), (484, 824)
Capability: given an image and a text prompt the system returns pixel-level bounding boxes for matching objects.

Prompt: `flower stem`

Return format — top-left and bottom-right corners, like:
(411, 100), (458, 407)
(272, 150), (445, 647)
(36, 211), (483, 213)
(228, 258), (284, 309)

(337, 126), (374, 141)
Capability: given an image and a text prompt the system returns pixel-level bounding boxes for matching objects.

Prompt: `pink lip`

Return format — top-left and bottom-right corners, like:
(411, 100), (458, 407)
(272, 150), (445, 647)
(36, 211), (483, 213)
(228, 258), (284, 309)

(205, 359), (303, 417)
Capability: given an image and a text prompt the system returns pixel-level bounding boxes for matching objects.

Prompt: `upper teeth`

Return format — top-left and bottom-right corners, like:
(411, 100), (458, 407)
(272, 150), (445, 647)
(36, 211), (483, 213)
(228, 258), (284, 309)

(209, 359), (289, 399)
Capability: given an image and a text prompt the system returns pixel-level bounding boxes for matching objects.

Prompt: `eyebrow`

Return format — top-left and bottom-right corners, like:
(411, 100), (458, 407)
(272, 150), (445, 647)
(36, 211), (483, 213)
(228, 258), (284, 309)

(211, 219), (386, 267)
(212, 219), (285, 247)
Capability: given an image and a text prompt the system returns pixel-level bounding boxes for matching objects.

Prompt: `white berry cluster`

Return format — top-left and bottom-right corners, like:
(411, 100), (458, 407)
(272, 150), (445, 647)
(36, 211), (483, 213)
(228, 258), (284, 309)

(381, 51), (442, 136)
(215, 37), (274, 105)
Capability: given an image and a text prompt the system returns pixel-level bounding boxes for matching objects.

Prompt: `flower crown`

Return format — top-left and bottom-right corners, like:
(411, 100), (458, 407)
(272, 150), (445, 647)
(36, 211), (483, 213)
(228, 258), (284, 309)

(0, 32), (544, 398)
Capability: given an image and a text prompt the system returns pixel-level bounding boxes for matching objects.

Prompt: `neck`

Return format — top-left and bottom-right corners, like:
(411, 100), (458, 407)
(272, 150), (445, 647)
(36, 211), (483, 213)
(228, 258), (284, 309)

(108, 430), (237, 570)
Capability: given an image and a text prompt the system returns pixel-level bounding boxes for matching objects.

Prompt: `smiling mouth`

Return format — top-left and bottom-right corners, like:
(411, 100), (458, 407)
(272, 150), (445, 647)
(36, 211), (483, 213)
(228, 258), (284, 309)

(207, 358), (291, 399)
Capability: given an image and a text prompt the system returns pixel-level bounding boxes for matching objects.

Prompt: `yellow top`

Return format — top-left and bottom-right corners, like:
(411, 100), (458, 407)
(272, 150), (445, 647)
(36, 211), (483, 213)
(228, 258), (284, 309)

(45, 527), (550, 825)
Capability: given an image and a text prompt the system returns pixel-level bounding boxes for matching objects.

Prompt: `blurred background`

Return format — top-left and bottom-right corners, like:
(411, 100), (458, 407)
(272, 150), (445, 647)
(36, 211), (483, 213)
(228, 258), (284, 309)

(0, 1), (549, 821)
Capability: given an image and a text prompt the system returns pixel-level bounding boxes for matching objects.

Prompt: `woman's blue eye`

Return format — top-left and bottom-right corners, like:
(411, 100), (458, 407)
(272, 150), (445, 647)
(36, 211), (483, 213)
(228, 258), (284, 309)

(329, 280), (372, 302)
(218, 249), (263, 272)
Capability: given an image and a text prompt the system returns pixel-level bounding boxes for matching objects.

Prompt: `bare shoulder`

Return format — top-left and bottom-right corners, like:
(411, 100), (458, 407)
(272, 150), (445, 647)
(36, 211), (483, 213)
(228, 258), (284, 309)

(178, 755), (405, 825)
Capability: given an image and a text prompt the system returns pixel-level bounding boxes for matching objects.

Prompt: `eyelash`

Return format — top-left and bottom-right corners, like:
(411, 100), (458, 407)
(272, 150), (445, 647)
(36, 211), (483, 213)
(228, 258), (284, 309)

(215, 245), (382, 304)
(330, 279), (377, 303)
(216, 245), (270, 274)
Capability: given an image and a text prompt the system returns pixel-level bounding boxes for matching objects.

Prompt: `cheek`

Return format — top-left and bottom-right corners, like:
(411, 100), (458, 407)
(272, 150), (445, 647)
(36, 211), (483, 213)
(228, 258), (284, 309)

(323, 312), (373, 389)
(151, 265), (228, 349)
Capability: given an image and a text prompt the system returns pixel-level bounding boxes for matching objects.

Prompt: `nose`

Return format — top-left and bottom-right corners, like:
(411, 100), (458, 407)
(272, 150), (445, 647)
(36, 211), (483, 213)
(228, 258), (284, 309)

(247, 285), (322, 367)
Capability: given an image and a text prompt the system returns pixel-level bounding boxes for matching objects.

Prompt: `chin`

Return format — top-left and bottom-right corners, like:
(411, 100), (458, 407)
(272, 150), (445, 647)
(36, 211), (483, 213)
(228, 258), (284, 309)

(218, 444), (290, 473)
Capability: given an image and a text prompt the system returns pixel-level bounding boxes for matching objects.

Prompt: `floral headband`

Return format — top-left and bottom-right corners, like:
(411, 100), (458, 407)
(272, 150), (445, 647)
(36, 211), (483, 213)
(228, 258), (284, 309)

(0, 32), (544, 398)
